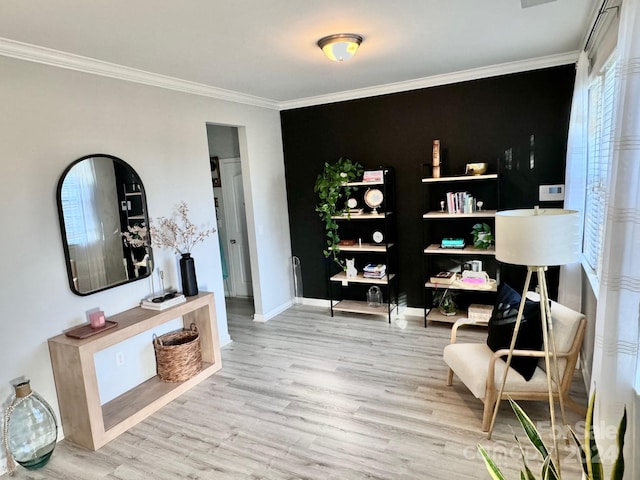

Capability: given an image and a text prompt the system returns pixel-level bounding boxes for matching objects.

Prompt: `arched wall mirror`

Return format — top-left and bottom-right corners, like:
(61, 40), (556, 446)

(57, 154), (153, 296)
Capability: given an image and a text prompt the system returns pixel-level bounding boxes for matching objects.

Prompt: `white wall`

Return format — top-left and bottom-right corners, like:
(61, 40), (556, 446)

(0, 55), (292, 467)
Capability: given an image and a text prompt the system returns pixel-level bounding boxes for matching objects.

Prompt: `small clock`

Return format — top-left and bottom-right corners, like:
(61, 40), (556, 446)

(372, 230), (384, 244)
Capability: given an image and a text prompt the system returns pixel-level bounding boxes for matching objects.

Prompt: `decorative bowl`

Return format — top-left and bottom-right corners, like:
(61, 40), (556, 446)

(465, 162), (488, 175)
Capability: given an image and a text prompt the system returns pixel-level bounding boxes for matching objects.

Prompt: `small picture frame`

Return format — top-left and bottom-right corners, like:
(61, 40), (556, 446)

(210, 156), (221, 187)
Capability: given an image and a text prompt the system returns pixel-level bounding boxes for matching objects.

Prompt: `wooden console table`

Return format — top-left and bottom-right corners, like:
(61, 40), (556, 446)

(48, 292), (221, 450)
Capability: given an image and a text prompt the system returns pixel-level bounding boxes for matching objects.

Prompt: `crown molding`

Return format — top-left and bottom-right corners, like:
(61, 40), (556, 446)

(278, 51), (579, 110)
(0, 37), (578, 112)
(0, 37), (280, 110)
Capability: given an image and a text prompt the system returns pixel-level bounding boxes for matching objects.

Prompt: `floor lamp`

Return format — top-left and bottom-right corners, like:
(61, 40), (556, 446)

(488, 207), (580, 467)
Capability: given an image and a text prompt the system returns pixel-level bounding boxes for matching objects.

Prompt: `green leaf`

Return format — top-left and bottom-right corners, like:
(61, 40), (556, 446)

(610, 407), (627, 480)
(542, 454), (560, 480)
(568, 427), (589, 476)
(514, 433), (536, 480)
(477, 444), (506, 480)
(509, 399), (559, 480)
(509, 399), (550, 460)
(585, 392), (604, 480)
(541, 455), (557, 480)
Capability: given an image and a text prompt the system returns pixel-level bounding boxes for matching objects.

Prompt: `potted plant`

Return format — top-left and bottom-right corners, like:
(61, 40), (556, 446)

(314, 157), (363, 269)
(471, 222), (493, 249)
(436, 289), (457, 316)
(478, 392), (627, 479)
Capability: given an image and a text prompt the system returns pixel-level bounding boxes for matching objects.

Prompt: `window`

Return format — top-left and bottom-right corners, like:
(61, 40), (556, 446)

(583, 55), (616, 278)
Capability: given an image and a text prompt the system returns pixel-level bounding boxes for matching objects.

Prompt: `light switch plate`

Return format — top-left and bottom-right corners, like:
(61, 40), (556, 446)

(539, 184), (565, 201)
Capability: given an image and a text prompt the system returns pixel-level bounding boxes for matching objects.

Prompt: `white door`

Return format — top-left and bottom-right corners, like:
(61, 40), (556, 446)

(220, 158), (252, 297)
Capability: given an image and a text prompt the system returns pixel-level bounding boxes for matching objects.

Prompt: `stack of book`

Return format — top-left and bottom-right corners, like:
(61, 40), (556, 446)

(430, 271), (457, 285)
(363, 264), (386, 279)
(140, 293), (186, 311)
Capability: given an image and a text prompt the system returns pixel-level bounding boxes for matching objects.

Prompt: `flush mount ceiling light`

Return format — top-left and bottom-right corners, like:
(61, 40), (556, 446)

(317, 33), (363, 62)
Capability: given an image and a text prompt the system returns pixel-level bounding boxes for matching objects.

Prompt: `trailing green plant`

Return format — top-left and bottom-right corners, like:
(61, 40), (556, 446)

(314, 158), (363, 269)
(471, 222), (493, 249)
(478, 393), (627, 480)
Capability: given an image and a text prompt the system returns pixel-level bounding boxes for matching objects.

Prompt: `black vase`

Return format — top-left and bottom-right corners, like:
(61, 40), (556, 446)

(179, 253), (198, 296)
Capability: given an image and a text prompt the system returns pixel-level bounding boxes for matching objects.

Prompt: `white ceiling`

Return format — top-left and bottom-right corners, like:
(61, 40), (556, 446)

(0, 0), (597, 108)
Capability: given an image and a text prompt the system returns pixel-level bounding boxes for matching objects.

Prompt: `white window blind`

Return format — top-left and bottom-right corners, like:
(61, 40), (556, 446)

(583, 55), (616, 277)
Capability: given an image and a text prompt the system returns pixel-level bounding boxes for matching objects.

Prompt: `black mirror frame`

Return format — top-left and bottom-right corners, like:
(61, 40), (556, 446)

(56, 153), (153, 296)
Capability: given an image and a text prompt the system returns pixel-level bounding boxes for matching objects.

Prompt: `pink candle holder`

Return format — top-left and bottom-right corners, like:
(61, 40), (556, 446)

(89, 310), (106, 329)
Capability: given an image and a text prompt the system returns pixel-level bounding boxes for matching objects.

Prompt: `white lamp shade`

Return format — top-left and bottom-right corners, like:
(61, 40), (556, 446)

(495, 208), (581, 266)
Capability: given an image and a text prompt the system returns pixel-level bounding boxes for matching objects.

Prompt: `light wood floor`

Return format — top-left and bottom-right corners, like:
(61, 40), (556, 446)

(9, 299), (588, 479)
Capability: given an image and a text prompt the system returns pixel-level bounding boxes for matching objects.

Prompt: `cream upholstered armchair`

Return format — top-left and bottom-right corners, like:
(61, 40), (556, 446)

(443, 297), (586, 432)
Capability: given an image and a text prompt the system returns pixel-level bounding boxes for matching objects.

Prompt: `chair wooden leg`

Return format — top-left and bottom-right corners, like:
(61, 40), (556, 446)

(483, 388), (498, 433)
(447, 369), (454, 386)
(482, 400), (495, 432)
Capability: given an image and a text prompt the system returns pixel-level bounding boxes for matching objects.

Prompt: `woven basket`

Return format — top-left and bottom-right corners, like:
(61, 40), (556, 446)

(153, 323), (202, 382)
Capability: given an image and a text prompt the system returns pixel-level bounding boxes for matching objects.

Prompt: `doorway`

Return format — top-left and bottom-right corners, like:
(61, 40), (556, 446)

(207, 124), (253, 299)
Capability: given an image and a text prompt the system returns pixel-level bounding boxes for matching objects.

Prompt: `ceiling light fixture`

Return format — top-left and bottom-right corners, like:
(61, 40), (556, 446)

(317, 33), (363, 62)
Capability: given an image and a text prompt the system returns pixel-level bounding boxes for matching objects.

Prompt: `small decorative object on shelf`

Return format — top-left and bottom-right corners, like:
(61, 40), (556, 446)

(89, 309), (106, 329)
(151, 201), (216, 297)
(465, 162), (488, 175)
(362, 170), (384, 183)
(468, 304), (493, 323)
(367, 286), (383, 307)
(3, 380), (58, 474)
(364, 188), (383, 214)
(436, 290), (457, 316)
(441, 238), (465, 249)
(346, 258), (357, 278)
(141, 292), (186, 311)
(372, 230), (384, 244)
(432, 140), (441, 178)
(180, 253), (198, 296)
(471, 223), (493, 249)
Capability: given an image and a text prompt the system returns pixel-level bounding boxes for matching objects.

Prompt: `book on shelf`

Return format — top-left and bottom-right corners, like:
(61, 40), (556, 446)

(445, 191), (478, 214)
(363, 273), (386, 279)
(363, 263), (386, 272)
(140, 294), (186, 310)
(430, 271), (457, 285)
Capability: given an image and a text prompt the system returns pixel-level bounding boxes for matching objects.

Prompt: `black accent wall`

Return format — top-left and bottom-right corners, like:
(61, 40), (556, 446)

(281, 65), (575, 307)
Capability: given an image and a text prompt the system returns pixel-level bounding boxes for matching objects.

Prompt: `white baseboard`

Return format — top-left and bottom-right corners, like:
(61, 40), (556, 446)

(253, 300), (293, 322)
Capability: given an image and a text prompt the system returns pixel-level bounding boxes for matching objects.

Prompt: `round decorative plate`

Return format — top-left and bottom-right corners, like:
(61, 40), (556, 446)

(347, 197), (358, 209)
(372, 230), (384, 244)
(364, 188), (383, 210)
